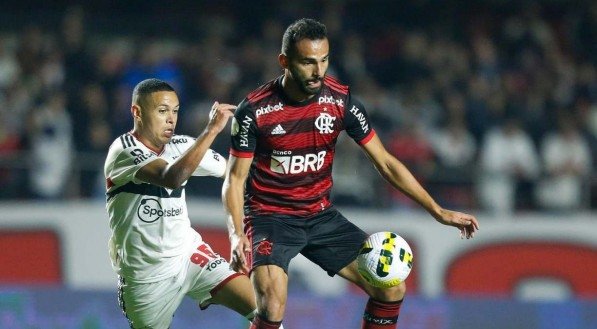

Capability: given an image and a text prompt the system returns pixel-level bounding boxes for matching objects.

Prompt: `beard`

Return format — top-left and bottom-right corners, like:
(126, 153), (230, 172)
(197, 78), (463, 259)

(300, 78), (323, 95)
(289, 67), (323, 96)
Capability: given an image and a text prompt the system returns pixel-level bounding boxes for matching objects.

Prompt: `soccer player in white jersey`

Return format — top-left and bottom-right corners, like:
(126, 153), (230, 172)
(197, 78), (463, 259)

(104, 78), (258, 329)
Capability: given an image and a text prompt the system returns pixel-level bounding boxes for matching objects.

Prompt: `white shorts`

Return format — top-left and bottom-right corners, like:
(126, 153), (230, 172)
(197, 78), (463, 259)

(117, 237), (243, 329)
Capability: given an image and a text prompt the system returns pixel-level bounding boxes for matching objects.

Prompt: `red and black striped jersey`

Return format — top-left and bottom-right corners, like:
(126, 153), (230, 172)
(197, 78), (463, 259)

(230, 75), (376, 217)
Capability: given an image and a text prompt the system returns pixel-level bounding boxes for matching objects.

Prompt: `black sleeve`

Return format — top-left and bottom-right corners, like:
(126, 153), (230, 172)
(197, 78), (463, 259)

(344, 94), (376, 144)
(229, 98), (259, 156)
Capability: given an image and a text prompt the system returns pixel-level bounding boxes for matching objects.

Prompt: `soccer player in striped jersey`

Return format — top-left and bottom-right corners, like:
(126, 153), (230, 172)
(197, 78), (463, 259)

(223, 19), (479, 329)
(104, 78), (260, 328)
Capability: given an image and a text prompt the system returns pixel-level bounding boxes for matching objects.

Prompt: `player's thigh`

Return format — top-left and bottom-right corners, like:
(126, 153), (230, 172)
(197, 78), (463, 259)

(209, 273), (256, 316)
(251, 264), (289, 299)
(118, 276), (184, 329)
(301, 209), (368, 276)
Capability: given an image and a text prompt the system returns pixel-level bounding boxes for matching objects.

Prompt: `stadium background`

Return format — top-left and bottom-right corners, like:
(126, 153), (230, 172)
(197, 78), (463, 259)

(0, 1), (595, 328)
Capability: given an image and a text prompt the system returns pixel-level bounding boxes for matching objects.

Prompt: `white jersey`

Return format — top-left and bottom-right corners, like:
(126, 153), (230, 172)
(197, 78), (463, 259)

(104, 132), (226, 283)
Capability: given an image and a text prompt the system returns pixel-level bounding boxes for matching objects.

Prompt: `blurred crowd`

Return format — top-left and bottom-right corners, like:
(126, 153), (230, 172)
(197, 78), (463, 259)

(0, 1), (594, 214)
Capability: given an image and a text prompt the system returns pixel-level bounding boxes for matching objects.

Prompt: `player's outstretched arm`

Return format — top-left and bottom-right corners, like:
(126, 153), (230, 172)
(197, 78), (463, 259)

(360, 134), (479, 239)
(137, 102), (235, 189)
(222, 155), (254, 273)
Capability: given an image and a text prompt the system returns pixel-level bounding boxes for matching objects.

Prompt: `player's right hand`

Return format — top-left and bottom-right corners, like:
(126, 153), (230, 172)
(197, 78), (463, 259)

(434, 208), (480, 239)
(207, 101), (236, 134)
(230, 232), (251, 274)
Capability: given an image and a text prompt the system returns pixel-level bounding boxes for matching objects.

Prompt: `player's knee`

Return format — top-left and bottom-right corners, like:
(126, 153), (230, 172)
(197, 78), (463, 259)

(253, 284), (286, 320)
(369, 282), (406, 302)
(257, 296), (286, 322)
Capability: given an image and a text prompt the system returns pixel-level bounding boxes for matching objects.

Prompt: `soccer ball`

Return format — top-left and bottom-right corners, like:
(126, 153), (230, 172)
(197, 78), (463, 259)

(357, 232), (414, 288)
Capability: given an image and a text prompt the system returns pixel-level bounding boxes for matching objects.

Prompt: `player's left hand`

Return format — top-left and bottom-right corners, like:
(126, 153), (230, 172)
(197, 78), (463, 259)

(206, 101), (236, 135)
(434, 209), (479, 239)
(229, 232), (251, 274)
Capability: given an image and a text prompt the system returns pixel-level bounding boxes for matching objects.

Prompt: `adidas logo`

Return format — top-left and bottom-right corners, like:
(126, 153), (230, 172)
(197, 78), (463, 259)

(271, 124), (286, 135)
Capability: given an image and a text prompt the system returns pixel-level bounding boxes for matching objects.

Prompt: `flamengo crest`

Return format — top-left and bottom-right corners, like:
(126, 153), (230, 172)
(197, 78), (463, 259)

(315, 112), (336, 134)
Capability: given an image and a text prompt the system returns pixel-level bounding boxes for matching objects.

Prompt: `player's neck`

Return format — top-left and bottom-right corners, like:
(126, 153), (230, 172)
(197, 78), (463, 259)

(131, 128), (164, 154)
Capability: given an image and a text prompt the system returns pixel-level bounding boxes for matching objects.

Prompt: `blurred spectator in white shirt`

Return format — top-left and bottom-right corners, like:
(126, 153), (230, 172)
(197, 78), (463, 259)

(0, 37), (20, 89)
(478, 116), (540, 214)
(27, 91), (73, 199)
(431, 93), (477, 170)
(535, 114), (592, 211)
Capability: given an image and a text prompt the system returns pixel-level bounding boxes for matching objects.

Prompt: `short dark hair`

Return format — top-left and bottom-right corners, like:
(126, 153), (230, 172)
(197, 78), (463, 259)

(132, 78), (175, 105)
(281, 18), (327, 56)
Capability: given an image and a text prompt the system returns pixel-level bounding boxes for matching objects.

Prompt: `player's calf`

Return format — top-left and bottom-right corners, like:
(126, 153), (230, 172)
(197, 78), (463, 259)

(361, 283), (405, 329)
(362, 298), (404, 329)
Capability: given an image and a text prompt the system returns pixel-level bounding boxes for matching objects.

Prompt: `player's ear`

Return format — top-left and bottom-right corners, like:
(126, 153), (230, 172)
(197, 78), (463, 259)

(278, 53), (288, 69)
(131, 104), (141, 121)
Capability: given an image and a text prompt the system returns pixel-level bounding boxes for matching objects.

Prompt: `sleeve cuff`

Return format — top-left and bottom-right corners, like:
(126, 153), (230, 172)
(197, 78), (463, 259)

(230, 148), (254, 158)
(357, 129), (376, 145)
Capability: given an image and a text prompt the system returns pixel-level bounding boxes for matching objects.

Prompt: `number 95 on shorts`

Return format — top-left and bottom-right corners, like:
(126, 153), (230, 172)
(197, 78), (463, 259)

(119, 241), (240, 328)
